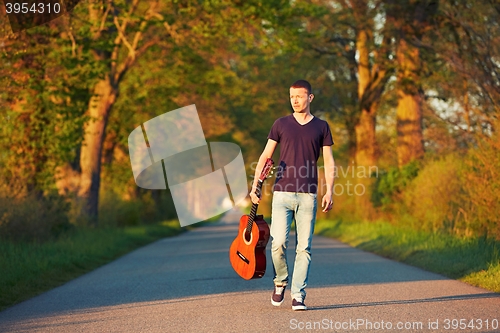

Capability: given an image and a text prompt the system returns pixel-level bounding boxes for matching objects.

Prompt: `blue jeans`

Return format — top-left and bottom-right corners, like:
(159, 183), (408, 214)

(271, 191), (317, 300)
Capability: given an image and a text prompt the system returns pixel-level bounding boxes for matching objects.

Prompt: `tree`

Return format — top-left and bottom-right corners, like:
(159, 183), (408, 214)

(388, 0), (438, 167)
(0, 18), (93, 199)
(54, 0), (288, 225)
(303, 0), (392, 217)
(434, 0), (500, 238)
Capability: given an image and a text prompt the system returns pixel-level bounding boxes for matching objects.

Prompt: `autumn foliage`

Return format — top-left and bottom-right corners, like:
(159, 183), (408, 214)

(0, 0), (498, 241)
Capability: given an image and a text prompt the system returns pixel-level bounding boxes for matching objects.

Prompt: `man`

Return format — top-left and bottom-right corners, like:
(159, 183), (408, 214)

(250, 79), (335, 311)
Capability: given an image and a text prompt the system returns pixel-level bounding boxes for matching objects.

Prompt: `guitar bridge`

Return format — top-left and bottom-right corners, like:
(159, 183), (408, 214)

(236, 251), (249, 264)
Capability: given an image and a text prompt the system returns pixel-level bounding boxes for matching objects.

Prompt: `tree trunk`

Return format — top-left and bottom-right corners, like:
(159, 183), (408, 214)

(393, 0), (436, 167)
(354, 22), (378, 218)
(355, 25), (377, 167)
(355, 107), (377, 168)
(354, 104), (377, 219)
(77, 76), (117, 225)
(396, 38), (424, 167)
(346, 119), (357, 161)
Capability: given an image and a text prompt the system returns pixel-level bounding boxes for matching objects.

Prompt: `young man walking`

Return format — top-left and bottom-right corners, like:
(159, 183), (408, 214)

(250, 79), (335, 311)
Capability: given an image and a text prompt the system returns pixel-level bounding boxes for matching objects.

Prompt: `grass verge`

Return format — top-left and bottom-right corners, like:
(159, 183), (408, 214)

(0, 220), (184, 311)
(315, 219), (500, 293)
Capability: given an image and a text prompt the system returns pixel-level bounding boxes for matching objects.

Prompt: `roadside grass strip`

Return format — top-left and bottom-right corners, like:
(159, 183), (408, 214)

(0, 220), (184, 311)
(315, 219), (500, 293)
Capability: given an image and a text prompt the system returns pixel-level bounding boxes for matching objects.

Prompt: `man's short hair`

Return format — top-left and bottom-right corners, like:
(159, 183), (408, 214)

(290, 80), (312, 95)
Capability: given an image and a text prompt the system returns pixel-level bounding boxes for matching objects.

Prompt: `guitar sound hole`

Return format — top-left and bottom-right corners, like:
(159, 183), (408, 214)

(242, 228), (253, 245)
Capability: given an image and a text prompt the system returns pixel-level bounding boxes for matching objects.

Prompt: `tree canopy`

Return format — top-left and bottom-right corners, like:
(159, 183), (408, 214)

(1, 0), (499, 239)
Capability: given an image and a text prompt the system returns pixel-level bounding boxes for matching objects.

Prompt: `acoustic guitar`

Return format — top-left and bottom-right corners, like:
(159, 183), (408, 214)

(229, 158), (274, 280)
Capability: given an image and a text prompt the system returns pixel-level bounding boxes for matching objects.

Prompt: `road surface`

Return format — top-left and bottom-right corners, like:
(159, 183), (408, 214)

(0, 208), (499, 332)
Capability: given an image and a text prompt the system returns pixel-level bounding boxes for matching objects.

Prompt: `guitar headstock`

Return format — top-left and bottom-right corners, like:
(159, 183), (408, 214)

(259, 158), (274, 182)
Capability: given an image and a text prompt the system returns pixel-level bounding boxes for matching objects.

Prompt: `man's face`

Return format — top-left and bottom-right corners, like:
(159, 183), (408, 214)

(290, 87), (312, 113)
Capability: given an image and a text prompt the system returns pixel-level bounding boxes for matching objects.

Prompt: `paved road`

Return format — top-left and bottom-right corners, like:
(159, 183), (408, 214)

(0, 208), (499, 333)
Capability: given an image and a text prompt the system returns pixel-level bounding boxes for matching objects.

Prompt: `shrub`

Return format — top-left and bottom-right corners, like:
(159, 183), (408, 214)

(98, 188), (178, 227)
(460, 136), (500, 239)
(371, 160), (420, 208)
(0, 193), (72, 243)
(403, 154), (462, 233)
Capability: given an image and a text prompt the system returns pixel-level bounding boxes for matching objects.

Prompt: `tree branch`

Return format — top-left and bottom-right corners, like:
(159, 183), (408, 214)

(100, 4), (111, 33)
(113, 15), (135, 58)
(114, 38), (158, 84)
(113, 1), (161, 83)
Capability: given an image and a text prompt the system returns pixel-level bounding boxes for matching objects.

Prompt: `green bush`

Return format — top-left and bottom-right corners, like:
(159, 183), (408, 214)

(98, 190), (141, 227)
(0, 193), (72, 243)
(403, 154), (462, 233)
(98, 188), (178, 227)
(371, 160), (420, 208)
(369, 147), (500, 240)
(460, 136), (500, 239)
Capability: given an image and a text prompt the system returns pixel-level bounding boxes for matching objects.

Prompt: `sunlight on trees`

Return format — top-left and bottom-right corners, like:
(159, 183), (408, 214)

(0, 0), (498, 240)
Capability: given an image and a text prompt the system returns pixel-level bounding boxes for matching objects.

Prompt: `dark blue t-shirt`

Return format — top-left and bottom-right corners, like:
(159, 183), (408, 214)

(267, 114), (334, 193)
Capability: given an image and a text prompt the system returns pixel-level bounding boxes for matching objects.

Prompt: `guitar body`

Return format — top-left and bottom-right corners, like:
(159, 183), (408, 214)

(229, 214), (270, 280)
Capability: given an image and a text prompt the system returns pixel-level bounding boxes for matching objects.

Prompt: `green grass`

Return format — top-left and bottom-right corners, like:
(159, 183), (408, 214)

(315, 219), (500, 293)
(0, 220), (184, 311)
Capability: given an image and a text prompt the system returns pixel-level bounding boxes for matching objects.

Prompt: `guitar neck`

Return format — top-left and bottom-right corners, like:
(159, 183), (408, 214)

(247, 180), (263, 232)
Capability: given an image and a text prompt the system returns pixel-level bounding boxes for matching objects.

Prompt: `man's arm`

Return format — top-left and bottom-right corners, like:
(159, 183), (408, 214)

(250, 139), (278, 204)
(321, 145), (335, 212)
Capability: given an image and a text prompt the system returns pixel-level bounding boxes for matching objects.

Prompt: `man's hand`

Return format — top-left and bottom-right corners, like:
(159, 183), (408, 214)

(321, 192), (333, 212)
(250, 189), (260, 204)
